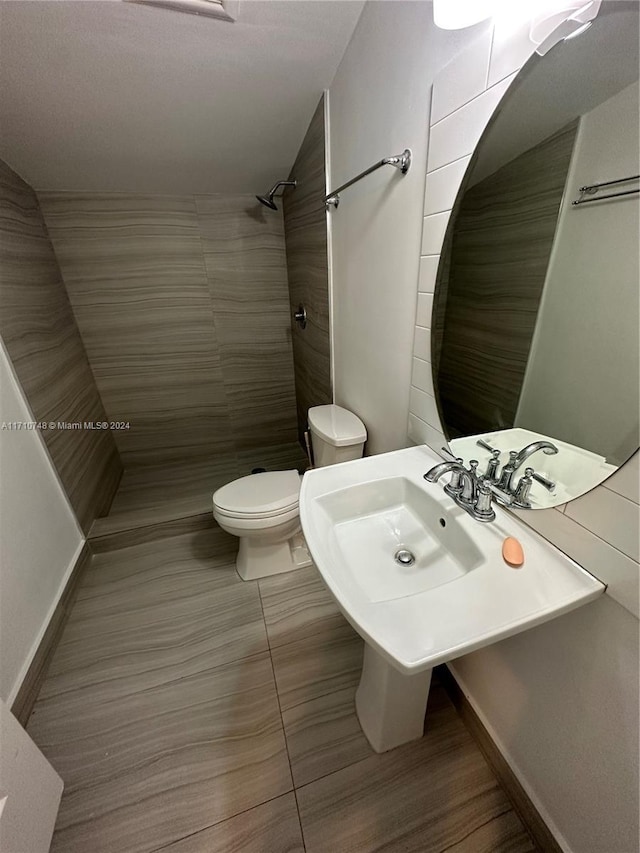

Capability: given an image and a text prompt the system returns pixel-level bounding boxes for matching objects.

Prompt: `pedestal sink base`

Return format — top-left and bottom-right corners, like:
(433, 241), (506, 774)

(355, 643), (432, 753)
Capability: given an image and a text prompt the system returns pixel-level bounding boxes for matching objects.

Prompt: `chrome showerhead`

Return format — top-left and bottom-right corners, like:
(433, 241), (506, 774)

(256, 193), (279, 210)
(256, 179), (296, 211)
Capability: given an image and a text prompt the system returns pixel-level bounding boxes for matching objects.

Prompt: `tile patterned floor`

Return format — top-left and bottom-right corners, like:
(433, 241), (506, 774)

(28, 515), (536, 852)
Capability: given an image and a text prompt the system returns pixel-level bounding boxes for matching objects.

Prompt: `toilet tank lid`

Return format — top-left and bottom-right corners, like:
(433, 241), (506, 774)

(308, 404), (367, 447)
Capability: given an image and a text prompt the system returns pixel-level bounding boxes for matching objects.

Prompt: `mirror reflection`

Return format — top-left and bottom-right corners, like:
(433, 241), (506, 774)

(432, 5), (639, 509)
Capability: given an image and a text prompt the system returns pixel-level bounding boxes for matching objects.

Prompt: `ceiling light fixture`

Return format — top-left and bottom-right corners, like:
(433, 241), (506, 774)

(532, 0), (601, 54)
(433, 0), (601, 38)
(432, 0), (494, 30)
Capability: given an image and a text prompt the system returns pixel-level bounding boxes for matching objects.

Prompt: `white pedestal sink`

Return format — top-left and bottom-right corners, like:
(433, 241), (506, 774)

(300, 445), (604, 753)
(356, 644), (432, 753)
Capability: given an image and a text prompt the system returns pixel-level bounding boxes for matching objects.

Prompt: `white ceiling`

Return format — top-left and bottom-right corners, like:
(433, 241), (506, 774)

(0, 0), (364, 193)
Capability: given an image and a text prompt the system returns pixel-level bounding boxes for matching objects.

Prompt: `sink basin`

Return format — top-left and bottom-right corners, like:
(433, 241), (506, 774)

(317, 477), (483, 603)
(301, 444), (604, 675)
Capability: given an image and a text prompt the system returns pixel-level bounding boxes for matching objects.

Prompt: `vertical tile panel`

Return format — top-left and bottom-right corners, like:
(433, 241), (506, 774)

(603, 451), (639, 504)
(424, 157), (471, 216)
(427, 75), (515, 172)
(435, 122), (578, 438)
(40, 193), (234, 467)
(418, 255), (440, 294)
(0, 161), (122, 531)
(411, 358), (434, 395)
(430, 28), (494, 124)
(412, 326), (431, 362)
(489, 19), (537, 87)
(196, 195), (298, 450)
(282, 96), (332, 442)
(421, 212), (450, 256)
(416, 293), (434, 329)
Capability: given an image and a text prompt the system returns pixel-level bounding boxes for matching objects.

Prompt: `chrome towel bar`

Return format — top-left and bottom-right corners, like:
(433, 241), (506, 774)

(572, 173), (639, 205)
(325, 149), (411, 210)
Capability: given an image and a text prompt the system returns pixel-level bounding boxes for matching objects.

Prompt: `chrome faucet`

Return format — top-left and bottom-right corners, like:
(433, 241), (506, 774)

(512, 440), (558, 472)
(424, 460), (478, 506)
(475, 438), (557, 493)
(424, 457), (513, 522)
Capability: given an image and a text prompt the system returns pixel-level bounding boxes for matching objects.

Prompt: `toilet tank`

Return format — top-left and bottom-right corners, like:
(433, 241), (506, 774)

(308, 404), (367, 468)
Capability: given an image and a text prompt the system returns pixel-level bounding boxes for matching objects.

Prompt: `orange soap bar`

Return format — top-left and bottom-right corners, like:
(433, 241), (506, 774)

(502, 536), (524, 567)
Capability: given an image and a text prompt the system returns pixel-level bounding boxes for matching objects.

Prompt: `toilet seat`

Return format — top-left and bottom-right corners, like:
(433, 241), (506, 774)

(213, 469), (301, 520)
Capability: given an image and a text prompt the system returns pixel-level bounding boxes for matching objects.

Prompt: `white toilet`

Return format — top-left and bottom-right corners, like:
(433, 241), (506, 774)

(213, 404), (367, 580)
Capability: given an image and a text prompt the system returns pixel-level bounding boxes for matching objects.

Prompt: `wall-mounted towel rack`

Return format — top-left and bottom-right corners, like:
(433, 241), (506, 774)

(572, 174), (639, 205)
(325, 149), (411, 210)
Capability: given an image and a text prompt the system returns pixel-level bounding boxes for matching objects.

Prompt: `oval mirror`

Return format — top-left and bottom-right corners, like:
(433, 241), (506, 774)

(432, 3), (639, 509)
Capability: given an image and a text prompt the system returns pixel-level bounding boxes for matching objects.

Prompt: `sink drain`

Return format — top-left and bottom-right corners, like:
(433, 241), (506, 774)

(394, 548), (415, 567)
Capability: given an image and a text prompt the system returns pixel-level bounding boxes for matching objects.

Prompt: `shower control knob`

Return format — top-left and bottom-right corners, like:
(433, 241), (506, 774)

(294, 304), (307, 329)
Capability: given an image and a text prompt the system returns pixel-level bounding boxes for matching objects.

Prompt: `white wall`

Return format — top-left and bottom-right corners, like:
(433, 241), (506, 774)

(0, 341), (83, 705)
(329, 3), (639, 851)
(451, 594), (639, 853)
(516, 82), (639, 465)
(328, 1), (484, 454)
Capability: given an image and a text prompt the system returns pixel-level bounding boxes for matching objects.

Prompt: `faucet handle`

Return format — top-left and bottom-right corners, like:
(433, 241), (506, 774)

(443, 458), (465, 497)
(530, 470), (556, 491)
(476, 438), (498, 453)
(484, 449), (501, 481)
(440, 446), (459, 462)
(497, 451), (518, 492)
(513, 467), (534, 508)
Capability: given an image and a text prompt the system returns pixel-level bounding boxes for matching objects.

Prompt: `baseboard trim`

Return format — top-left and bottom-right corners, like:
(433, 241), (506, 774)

(438, 664), (564, 853)
(11, 542), (93, 726)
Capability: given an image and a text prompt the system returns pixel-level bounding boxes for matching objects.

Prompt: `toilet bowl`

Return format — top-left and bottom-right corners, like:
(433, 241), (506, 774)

(213, 469), (310, 581)
(213, 404), (367, 580)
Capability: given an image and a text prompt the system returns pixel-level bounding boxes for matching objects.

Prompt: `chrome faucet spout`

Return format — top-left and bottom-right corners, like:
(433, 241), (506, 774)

(512, 440), (558, 471)
(424, 460), (478, 506)
(423, 461), (463, 482)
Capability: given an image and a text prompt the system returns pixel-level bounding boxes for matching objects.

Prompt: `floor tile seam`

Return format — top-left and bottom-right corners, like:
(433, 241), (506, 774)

(73, 582), (242, 614)
(90, 509), (213, 540)
(276, 671), (363, 716)
(74, 565), (242, 597)
(36, 648), (272, 708)
(88, 531), (231, 561)
(144, 790), (301, 853)
(54, 598), (263, 644)
(87, 512), (214, 554)
(257, 582), (307, 851)
(57, 715), (291, 801)
(86, 547), (236, 574)
(56, 772), (294, 845)
(292, 745), (382, 799)
(267, 627), (362, 655)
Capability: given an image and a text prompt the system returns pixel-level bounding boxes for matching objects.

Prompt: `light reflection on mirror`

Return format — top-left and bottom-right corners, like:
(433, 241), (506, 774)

(432, 3), (639, 509)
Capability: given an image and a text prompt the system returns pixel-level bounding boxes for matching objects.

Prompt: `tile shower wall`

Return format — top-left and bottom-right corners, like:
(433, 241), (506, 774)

(197, 196), (298, 451)
(435, 121), (577, 438)
(39, 193), (298, 468)
(0, 160), (122, 532)
(283, 96), (332, 442)
(407, 19), (639, 853)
